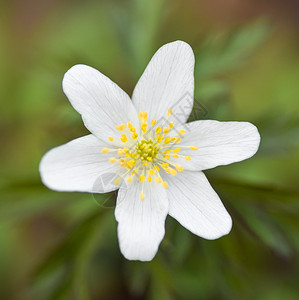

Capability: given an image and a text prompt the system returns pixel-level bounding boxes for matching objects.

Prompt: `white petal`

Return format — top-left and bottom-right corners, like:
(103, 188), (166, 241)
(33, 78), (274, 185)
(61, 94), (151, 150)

(174, 120), (260, 171)
(40, 135), (122, 193)
(132, 41), (194, 125)
(115, 181), (168, 261)
(166, 171), (232, 239)
(63, 64), (140, 146)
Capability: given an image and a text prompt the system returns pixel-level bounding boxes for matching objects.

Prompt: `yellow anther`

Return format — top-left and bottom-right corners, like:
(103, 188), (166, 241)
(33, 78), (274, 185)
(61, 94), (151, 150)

(178, 129), (186, 135)
(116, 124), (126, 131)
(132, 132), (138, 139)
(101, 148), (110, 153)
(154, 165), (160, 171)
(155, 176), (162, 184)
(170, 168), (177, 176)
(162, 181), (168, 188)
(167, 109), (173, 117)
(109, 157), (117, 163)
(184, 155), (191, 161)
(138, 111), (144, 119)
(172, 154), (179, 158)
(127, 160), (136, 167)
(156, 126), (162, 134)
(130, 127), (136, 132)
(161, 163), (169, 168)
(147, 176), (152, 182)
(147, 157), (153, 162)
(163, 149), (171, 154)
(151, 119), (157, 126)
(143, 112), (148, 121)
(189, 145), (198, 150)
(139, 175), (146, 182)
(131, 170), (138, 175)
(120, 134), (127, 143)
(163, 155), (170, 160)
(108, 136), (114, 142)
(114, 177), (121, 185)
(140, 192), (145, 201)
(175, 137), (181, 143)
(173, 148), (181, 153)
(148, 169), (155, 176)
(143, 162), (149, 166)
(127, 177), (133, 182)
(127, 122), (133, 129)
(141, 123), (148, 133)
(175, 164), (183, 172)
(163, 127), (170, 134)
(164, 137), (171, 144)
(168, 122), (174, 129)
(117, 149), (124, 155)
(164, 167), (171, 173)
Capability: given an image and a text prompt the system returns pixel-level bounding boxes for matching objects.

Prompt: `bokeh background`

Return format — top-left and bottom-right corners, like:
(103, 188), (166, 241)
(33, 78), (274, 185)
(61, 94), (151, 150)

(1, 0), (299, 299)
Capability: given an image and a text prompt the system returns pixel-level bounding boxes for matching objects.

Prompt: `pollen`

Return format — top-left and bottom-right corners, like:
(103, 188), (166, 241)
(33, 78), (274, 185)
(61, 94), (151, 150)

(120, 134), (127, 143)
(139, 175), (146, 182)
(175, 164), (183, 172)
(162, 181), (168, 188)
(116, 124), (126, 131)
(101, 148), (110, 153)
(103, 110), (193, 199)
(189, 145), (198, 150)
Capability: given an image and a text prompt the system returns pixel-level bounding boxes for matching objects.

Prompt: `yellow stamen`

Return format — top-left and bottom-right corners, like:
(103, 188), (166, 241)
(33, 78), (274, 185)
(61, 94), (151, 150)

(156, 127), (162, 134)
(139, 175), (145, 182)
(101, 148), (110, 153)
(175, 164), (183, 172)
(114, 177), (121, 185)
(185, 156), (191, 161)
(189, 145), (198, 150)
(168, 122), (174, 129)
(148, 169), (155, 175)
(116, 124), (126, 131)
(163, 127), (170, 134)
(127, 177), (133, 182)
(161, 163), (169, 168)
(120, 134), (127, 143)
(170, 168), (177, 176)
(141, 123), (148, 133)
(132, 132), (138, 139)
(147, 176), (152, 182)
(163, 149), (171, 154)
(164, 137), (171, 144)
(173, 148), (181, 153)
(163, 155), (170, 160)
(172, 154), (179, 158)
(140, 192), (145, 201)
(151, 119), (157, 126)
(178, 129), (186, 135)
(155, 176), (162, 183)
(162, 181), (168, 188)
(108, 136), (114, 142)
(109, 157), (117, 163)
(167, 109), (173, 117)
(154, 165), (160, 171)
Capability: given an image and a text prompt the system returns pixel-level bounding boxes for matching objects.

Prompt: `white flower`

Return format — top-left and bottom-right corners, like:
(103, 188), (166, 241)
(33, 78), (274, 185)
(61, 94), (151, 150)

(39, 41), (260, 261)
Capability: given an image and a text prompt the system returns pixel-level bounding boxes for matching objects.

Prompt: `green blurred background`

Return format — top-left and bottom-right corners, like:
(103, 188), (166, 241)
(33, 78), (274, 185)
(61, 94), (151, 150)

(1, 0), (299, 299)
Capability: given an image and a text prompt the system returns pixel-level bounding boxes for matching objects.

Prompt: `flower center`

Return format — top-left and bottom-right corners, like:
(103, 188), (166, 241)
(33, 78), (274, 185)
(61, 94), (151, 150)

(136, 139), (160, 162)
(101, 109), (198, 201)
